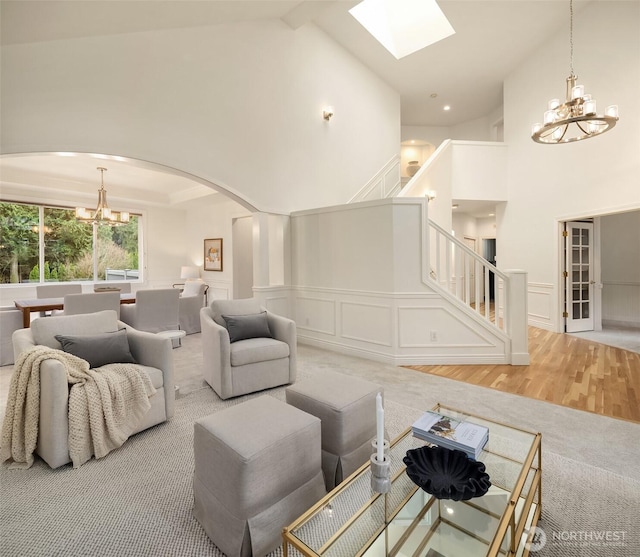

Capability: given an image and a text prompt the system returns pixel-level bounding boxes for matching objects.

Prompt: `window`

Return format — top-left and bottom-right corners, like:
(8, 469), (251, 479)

(0, 201), (140, 284)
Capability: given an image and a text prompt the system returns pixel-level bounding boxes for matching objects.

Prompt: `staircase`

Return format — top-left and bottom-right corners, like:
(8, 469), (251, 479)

(426, 217), (508, 335)
(334, 140), (529, 365)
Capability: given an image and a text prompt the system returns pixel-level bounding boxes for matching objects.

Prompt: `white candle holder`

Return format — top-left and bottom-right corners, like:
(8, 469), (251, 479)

(370, 438), (391, 493)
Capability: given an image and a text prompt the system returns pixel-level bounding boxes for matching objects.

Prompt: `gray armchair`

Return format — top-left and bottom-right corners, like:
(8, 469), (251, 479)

(200, 298), (296, 400)
(120, 288), (180, 333)
(178, 281), (207, 334)
(12, 310), (175, 469)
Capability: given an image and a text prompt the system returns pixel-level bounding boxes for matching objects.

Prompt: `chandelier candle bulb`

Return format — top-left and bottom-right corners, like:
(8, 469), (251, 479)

(571, 84), (584, 100)
(605, 105), (618, 118)
(544, 110), (556, 124)
(548, 98), (560, 110)
(583, 99), (596, 115)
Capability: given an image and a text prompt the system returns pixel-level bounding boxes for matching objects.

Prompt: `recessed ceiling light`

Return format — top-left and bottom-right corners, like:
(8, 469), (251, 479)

(443, 105), (451, 111)
(430, 93), (438, 98)
(452, 204), (459, 209)
(489, 213), (495, 217)
(349, 0), (455, 60)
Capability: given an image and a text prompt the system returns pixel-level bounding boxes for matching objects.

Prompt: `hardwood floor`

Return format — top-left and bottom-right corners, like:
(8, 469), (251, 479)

(406, 326), (640, 423)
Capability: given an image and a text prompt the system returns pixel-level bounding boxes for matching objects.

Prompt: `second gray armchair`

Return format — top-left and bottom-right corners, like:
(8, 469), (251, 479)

(200, 298), (296, 400)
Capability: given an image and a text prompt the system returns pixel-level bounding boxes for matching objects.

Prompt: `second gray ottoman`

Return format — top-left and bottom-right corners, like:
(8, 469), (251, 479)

(193, 395), (326, 557)
(286, 370), (381, 490)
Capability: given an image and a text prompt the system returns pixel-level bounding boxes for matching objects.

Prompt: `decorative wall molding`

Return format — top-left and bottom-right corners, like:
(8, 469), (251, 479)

(295, 296), (337, 336)
(340, 301), (393, 347)
(292, 285), (509, 364)
(348, 155), (401, 203)
(527, 282), (554, 329)
(397, 305), (503, 349)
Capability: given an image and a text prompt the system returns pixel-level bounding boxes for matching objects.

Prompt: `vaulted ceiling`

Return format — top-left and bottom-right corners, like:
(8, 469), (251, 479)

(0, 0), (587, 211)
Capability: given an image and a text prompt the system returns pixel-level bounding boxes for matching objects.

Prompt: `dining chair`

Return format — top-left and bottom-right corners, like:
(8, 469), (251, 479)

(120, 288), (180, 333)
(62, 292), (122, 318)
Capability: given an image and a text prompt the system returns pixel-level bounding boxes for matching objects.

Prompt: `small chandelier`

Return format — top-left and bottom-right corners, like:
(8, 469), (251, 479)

(75, 167), (130, 226)
(531, 0), (618, 144)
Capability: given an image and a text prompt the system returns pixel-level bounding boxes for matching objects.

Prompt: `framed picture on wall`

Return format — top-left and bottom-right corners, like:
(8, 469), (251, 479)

(204, 238), (223, 271)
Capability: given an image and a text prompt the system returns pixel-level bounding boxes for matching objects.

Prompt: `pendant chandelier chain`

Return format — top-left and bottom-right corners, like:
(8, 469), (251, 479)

(569, 0), (574, 77)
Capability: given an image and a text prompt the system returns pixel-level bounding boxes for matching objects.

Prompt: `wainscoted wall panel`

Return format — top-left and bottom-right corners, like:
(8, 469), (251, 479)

(398, 305), (498, 348)
(602, 281), (640, 326)
(295, 296), (336, 335)
(357, 177), (382, 202)
(341, 301), (392, 346)
(263, 295), (290, 319)
(206, 280), (231, 303)
(384, 164), (401, 197)
(348, 157), (401, 203)
(528, 282), (554, 330)
(292, 286), (509, 365)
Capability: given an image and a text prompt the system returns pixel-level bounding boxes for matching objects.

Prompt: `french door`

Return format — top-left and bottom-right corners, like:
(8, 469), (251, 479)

(564, 222), (594, 332)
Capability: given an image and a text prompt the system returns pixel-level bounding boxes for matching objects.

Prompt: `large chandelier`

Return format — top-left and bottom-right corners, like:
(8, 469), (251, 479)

(75, 167), (130, 226)
(531, 0), (618, 144)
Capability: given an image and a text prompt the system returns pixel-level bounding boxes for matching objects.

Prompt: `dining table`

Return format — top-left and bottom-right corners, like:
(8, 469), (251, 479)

(14, 293), (136, 328)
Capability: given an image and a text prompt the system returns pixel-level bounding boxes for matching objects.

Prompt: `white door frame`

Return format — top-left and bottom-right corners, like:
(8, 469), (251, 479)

(559, 218), (602, 333)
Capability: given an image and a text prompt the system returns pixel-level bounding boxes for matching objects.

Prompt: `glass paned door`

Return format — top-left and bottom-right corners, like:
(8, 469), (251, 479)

(565, 222), (594, 332)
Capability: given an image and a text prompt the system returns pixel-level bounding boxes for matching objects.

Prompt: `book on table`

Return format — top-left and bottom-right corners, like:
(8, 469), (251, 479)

(411, 410), (489, 460)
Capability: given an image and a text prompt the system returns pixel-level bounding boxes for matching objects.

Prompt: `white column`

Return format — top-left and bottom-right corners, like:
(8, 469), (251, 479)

(252, 212), (270, 290)
(505, 269), (530, 365)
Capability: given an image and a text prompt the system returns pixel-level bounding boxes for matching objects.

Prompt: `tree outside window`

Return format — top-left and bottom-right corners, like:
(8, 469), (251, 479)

(0, 201), (140, 284)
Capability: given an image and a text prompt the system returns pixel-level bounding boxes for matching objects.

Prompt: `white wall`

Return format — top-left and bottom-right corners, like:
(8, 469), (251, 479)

(1, 20), (400, 214)
(232, 216), (254, 299)
(401, 112), (497, 149)
(183, 195), (251, 301)
(451, 116), (492, 141)
(144, 207), (187, 288)
(501, 1), (640, 331)
(600, 210), (640, 327)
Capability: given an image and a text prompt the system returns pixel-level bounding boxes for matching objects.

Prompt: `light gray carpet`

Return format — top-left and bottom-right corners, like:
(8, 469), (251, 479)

(1, 344), (639, 556)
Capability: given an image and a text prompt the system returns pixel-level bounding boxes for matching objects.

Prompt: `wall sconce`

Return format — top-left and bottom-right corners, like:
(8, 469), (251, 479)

(323, 107), (334, 121)
(425, 190), (437, 201)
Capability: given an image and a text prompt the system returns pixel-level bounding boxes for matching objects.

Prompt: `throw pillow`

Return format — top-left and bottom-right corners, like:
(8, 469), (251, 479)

(222, 311), (272, 343)
(55, 329), (137, 368)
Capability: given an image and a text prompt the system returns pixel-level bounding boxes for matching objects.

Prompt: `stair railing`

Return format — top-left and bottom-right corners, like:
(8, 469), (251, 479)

(426, 218), (509, 334)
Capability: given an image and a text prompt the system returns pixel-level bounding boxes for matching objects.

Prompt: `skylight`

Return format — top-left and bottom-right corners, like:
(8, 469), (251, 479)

(349, 0), (455, 60)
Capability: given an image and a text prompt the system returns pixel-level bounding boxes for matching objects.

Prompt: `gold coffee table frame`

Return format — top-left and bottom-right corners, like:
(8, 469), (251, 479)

(283, 403), (542, 557)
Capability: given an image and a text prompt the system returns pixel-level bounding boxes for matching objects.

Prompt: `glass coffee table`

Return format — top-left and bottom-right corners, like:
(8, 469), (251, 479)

(283, 404), (542, 557)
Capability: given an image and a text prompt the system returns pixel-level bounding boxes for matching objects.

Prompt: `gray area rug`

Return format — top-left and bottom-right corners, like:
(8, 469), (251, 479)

(1, 362), (639, 557)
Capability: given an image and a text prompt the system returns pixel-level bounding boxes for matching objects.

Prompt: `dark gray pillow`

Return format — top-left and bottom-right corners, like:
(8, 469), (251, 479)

(55, 329), (136, 368)
(222, 311), (272, 343)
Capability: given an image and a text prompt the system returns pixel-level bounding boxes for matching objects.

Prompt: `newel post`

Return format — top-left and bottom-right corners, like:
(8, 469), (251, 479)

(505, 270), (530, 365)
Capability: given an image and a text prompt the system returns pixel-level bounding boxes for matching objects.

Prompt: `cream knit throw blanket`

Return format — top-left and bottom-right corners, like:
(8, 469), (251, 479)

(1, 345), (156, 469)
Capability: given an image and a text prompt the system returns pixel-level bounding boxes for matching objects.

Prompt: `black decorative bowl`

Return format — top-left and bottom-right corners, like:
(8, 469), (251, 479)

(403, 446), (491, 501)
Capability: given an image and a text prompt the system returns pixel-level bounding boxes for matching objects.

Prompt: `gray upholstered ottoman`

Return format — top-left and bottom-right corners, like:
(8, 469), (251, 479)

(193, 395), (326, 557)
(286, 370), (381, 490)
